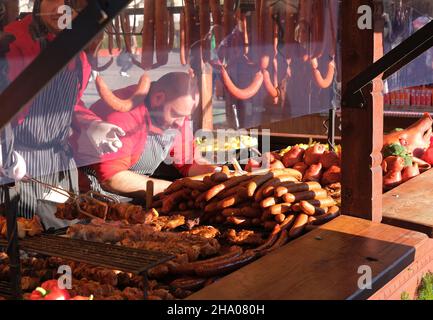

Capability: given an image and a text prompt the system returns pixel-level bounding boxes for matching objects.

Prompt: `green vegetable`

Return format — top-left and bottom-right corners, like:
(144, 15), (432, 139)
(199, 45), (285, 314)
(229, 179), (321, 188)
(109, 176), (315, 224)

(400, 292), (411, 300)
(418, 273), (433, 300)
(382, 143), (413, 167)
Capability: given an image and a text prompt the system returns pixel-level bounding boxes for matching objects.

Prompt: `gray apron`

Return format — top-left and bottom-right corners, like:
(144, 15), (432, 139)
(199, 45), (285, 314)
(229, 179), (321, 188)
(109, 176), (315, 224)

(1, 57), (82, 218)
(84, 131), (177, 202)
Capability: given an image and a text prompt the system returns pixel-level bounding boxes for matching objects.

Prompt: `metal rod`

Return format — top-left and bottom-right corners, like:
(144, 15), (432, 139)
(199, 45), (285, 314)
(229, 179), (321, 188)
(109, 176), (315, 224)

(27, 177), (76, 199)
(146, 180), (154, 211)
(1, 122), (21, 299)
(344, 19), (433, 107)
(4, 184), (21, 300)
(328, 108), (336, 151)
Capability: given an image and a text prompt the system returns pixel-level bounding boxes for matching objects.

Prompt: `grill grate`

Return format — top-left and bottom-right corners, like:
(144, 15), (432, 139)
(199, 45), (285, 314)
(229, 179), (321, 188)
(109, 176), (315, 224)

(0, 235), (173, 275)
(0, 281), (12, 299)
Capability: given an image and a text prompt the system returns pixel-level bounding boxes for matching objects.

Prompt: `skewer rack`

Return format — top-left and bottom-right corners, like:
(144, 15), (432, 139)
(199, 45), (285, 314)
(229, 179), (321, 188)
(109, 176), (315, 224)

(0, 234), (174, 299)
(0, 280), (12, 299)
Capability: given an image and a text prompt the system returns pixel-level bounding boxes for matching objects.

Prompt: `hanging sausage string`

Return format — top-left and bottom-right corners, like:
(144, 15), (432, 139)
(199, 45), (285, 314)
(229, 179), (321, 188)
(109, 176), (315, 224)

(91, 1), (337, 110)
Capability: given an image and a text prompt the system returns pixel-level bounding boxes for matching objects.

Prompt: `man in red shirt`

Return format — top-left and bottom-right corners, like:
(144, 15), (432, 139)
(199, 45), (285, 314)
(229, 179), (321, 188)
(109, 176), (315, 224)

(0, 0), (125, 217)
(74, 72), (216, 200)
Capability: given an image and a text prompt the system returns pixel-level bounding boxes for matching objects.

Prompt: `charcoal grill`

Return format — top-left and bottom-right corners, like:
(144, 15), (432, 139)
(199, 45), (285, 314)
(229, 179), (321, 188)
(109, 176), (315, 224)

(0, 234), (174, 299)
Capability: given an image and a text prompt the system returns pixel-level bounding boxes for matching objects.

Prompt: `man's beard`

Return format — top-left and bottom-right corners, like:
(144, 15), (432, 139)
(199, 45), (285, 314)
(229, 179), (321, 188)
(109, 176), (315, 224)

(149, 110), (167, 129)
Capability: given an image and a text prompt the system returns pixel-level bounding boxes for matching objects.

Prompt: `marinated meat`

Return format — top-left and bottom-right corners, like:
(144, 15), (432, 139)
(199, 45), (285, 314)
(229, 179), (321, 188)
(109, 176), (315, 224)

(224, 229), (265, 246)
(68, 221), (220, 262)
(182, 226), (220, 239)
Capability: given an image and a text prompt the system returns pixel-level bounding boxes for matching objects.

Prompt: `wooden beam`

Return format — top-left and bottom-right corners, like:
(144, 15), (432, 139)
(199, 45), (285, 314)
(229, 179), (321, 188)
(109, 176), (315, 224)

(6, 0), (18, 23)
(341, 0), (384, 222)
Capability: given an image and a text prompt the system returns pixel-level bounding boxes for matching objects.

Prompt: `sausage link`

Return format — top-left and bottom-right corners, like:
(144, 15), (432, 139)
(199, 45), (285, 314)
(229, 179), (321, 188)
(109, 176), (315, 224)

(302, 197), (336, 208)
(254, 225), (281, 253)
(217, 194), (244, 210)
(263, 221), (278, 231)
(262, 179), (297, 198)
(161, 189), (188, 214)
(275, 181), (322, 198)
(262, 68), (279, 98)
(95, 74), (151, 112)
(288, 214), (309, 239)
(217, 180), (252, 200)
(165, 180), (184, 195)
(255, 176), (297, 202)
(268, 203), (292, 215)
(246, 171), (275, 197)
(204, 201), (219, 213)
(282, 189), (328, 203)
(205, 175), (252, 201)
(183, 179), (208, 192)
(240, 206), (262, 218)
(178, 202), (188, 211)
(215, 214), (225, 224)
(312, 59), (336, 89)
(220, 67), (264, 100)
(170, 247), (243, 275)
(203, 175), (218, 188)
(170, 277), (207, 291)
(267, 230), (289, 253)
(291, 203), (301, 212)
(309, 206), (340, 225)
(260, 196), (280, 209)
(221, 208), (242, 217)
(299, 201), (327, 216)
(194, 250), (258, 277)
(226, 216), (253, 226)
(274, 213), (286, 223)
(279, 214), (296, 232)
(211, 172), (230, 183)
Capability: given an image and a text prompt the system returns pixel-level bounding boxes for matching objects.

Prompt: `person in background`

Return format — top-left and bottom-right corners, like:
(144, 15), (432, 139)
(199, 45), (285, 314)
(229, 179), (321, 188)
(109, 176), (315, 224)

(0, 0), (125, 218)
(73, 72), (217, 202)
(117, 48), (133, 78)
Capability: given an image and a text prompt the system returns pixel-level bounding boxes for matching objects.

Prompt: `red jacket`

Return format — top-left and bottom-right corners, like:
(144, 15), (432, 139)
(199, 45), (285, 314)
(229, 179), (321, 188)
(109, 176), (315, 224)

(4, 15), (99, 127)
(74, 85), (196, 183)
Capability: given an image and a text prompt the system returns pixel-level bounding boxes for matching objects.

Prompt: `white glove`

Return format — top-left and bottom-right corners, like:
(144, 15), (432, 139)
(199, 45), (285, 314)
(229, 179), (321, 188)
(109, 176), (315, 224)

(86, 121), (126, 155)
(0, 149), (27, 181)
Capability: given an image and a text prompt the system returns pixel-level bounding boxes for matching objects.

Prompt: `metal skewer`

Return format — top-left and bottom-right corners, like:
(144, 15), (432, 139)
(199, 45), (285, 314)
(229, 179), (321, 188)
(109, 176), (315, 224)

(25, 176), (77, 200)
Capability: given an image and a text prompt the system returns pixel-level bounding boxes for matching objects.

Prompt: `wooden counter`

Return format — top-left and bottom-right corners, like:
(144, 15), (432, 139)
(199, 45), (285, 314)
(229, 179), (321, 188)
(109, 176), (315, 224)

(188, 215), (428, 300)
(382, 169), (433, 237)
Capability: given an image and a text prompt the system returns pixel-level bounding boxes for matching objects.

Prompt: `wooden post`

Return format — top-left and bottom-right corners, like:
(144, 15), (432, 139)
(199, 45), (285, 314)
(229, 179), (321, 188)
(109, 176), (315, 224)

(5, 0), (19, 24)
(200, 63), (214, 131)
(188, 1), (214, 132)
(341, 0), (384, 222)
(193, 61), (214, 131)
